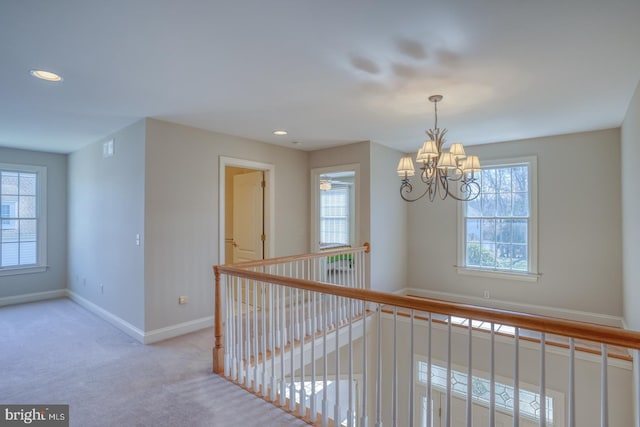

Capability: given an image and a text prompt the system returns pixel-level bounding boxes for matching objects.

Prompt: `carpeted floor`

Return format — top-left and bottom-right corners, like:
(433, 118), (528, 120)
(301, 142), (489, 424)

(0, 298), (307, 427)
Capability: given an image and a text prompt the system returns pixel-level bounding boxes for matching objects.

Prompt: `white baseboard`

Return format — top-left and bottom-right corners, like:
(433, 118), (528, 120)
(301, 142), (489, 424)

(67, 290), (146, 342)
(400, 287), (624, 327)
(143, 316), (213, 344)
(66, 290), (212, 344)
(0, 289), (66, 307)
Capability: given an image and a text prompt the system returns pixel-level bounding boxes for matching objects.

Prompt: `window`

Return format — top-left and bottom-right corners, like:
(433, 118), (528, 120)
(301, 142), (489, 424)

(1, 203), (13, 228)
(458, 156), (537, 280)
(311, 165), (359, 252)
(0, 163), (47, 275)
(417, 361), (555, 425)
(320, 183), (351, 247)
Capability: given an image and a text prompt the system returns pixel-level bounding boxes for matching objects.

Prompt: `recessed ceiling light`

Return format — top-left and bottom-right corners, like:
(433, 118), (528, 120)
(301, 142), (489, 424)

(29, 69), (63, 82)
(272, 130), (288, 136)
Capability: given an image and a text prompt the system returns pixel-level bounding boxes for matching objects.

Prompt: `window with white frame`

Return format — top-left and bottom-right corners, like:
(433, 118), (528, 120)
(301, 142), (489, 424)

(320, 184), (351, 247)
(0, 163), (47, 274)
(417, 361), (555, 425)
(458, 156), (537, 278)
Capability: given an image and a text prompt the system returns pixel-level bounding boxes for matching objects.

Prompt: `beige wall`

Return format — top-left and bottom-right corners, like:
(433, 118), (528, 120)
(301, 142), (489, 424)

(68, 120), (146, 330)
(0, 147), (68, 302)
(622, 80), (640, 330)
(621, 80), (640, 427)
(308, 140), (408, 292)
(310, 141), (372, 289)
(144, 119), (309, 331)
(407, 129), (623, 318)
(370, 142), (408, 293)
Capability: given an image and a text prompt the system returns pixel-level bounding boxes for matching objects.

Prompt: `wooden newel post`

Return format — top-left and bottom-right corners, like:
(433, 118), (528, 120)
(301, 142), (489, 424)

(213, 266), (225, 374)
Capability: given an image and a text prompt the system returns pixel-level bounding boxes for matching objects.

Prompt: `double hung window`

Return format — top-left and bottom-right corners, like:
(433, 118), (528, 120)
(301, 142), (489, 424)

(0, 163), (47, 274)
(458, 156), (537, 280)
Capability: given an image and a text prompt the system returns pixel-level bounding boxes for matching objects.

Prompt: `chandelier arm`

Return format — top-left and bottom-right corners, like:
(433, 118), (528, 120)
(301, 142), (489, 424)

(400, 180), (433, 202)
(438, 172), (449, 200)
(445, 180), (481, 201)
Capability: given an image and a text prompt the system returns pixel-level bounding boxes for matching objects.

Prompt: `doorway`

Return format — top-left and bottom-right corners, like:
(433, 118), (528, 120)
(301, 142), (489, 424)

(218, 157), (275, 265)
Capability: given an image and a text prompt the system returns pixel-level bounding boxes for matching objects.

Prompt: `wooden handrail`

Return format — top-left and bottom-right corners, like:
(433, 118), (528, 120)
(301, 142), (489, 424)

(215, 265), (640, 350)
(221, 243), (370, 269)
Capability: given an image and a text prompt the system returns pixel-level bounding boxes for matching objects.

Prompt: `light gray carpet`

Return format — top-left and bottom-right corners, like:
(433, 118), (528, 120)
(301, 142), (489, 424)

(0, 298), (307, 427)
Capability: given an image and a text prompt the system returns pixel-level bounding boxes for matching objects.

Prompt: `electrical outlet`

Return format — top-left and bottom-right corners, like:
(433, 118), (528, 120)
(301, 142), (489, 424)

(483, 290), (490, 299)
(179, 295), (188, 305)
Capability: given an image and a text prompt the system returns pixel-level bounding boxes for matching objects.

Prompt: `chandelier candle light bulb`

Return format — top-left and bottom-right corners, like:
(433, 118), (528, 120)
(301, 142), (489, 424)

(397, 95), (481, 202)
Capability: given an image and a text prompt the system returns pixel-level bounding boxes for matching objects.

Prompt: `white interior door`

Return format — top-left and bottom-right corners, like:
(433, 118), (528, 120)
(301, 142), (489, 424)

(233, 170), (264, 263)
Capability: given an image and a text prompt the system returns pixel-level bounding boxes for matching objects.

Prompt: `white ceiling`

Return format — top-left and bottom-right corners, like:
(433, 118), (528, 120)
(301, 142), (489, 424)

(2, 0), (640, 154)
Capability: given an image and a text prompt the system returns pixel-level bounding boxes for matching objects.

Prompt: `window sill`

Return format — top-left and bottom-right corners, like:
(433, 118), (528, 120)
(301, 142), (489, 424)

(0, 265), (48, 277)
(456, 267), (540, 282)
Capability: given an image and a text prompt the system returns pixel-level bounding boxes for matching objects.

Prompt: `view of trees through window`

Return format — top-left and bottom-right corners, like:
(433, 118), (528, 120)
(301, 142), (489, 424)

(464, 164), (530, 272)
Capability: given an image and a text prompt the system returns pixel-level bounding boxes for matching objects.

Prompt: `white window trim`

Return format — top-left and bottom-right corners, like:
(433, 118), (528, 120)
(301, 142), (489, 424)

(415, 357), (563, 426)
(310, 164), (360, 253)
(456, 155), (538, 282)
(0, 162), (47, 276)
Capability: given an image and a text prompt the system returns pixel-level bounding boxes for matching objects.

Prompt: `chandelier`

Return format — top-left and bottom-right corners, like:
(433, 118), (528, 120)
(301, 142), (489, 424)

(397, 95), (481, 202)
(319, 176), (332, 191)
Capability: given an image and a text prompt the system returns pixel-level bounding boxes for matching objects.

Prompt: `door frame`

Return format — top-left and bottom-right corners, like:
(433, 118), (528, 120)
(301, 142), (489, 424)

(219, 156), (275, 264)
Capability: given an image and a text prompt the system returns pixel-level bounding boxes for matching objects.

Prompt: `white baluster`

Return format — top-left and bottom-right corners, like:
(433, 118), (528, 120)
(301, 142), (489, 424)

(237, 277), (243, 383)
(253, 281), (258, 392)
(427, 314), (432, 427)
(270, 283), (276, 402)
(245, 279), (250, 388)
(514, 328), (520, 427)
(300, 289), (306, 418)
(223, 275), (233, 377)
(361, 295), (368, 427)
(601, 343), (608, 427)
(280, 285), (286, 406)
(490, 323), (495, 427)
(540, 333), (546, 427)
(335, 295), (342, 426)
(311, 290), (317, 423)
(348, 298), (354, 427)
(261, 281), (266, 396)
(467, 319), (473, 427)
(290, 287), (296, 411)
(375, 305), (383, 427)
(323, 294), (329, 427)
(393, 307), (398, 427)
(446, 316), (452, 427)
(410, 310), (415, 427)
(568, 337), (574, 427)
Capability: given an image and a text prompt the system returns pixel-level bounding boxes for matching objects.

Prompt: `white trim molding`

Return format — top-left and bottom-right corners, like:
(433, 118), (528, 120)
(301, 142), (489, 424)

(218, 156), (275, 264)
(143, 316), (213, 344)
(67, 290), (145, 342)
(399, 287), (624, 328)
(67, 290), (213, 344)
(0, 289), (65, 307)
(457, 155), (539, 281)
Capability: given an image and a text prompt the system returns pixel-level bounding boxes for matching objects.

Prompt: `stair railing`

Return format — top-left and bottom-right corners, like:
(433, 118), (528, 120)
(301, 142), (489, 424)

(214, 246), (640, 427)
